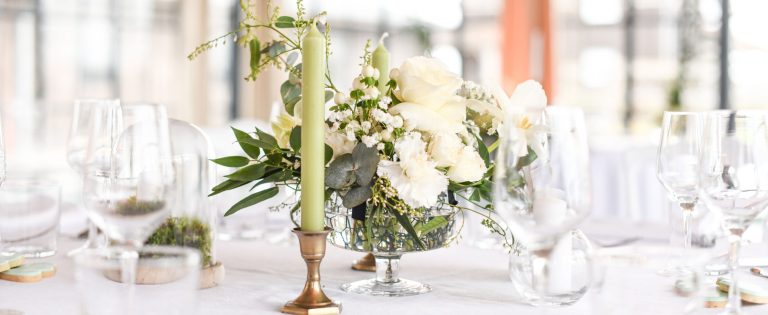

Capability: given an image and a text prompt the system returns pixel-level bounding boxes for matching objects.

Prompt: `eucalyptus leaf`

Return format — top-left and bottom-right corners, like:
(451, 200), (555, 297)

(289, 126), (301, 151)
(225, 163), (266, 182)
(324, 90), (334, 103)
(231, 127), (260, 158)
(286, 51), (298, 66)
(224, 186), (279, 216)
(325, 144), (334, 164)
(280, 80), (301, 113)
(275, 16), (296, 28)
(325, 154), (356, 189)
(267, 41), (286, 58)
(352, 143), (378, 186)
(210, 156), (249, 168)
(342, 186), (372, 208)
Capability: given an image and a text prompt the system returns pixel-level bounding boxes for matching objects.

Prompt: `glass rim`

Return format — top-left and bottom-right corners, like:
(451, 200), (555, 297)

(74, 99), (120, 106)
(73, 245), (200, 269)
(0, 178), (59, 190)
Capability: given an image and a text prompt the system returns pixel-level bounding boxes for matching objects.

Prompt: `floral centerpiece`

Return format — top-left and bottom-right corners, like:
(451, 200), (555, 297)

(191, 0), (548, 296)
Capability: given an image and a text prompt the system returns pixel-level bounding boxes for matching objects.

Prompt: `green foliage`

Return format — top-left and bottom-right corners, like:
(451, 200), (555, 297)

(146, 217), (214, 267)
(211, 156), (250, 168)
(115, 196), (165, 216)
(325, 143), (378, 208)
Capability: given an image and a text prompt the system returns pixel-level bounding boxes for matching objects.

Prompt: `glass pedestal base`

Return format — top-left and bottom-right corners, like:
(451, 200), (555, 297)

(340, 278), (431, 297)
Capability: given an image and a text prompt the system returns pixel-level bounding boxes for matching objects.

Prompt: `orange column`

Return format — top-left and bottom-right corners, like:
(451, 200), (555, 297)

(501, 0), (555, 100)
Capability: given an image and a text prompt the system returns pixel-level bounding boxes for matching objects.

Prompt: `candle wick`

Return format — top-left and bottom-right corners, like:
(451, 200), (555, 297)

(378, 32), (389, 45)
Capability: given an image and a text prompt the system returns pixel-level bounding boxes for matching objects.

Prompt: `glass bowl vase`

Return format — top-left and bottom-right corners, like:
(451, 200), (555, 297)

(326, 197), (462, 296)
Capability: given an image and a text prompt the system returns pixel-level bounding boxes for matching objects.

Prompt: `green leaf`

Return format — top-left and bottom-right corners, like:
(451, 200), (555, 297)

(415, 216), (448, 235)
(256, 127), (278, 146)
(391, 210), (425, 250)
(248, 38), (261, 73)
(210, 156), (250, 168)
(342, 186), (372, 208)
(280, 80), (302, 114)
(224, 186), (280, 216)
(275, 16), (296, 28)
(231, 127), (260, 159)
(516, 146), (538, 169)
(352, 142), (378, 186)
(324, 90), (334, 103)
(252, 169), (293, 188)
(267, 41), (286, 58)
(225, 164), (266, 182)
(476, 135), (490, 168)
(238, 138), (277, 150)
(286, 51), (298, 66)
(325, 144), (334, 164)
(209, 179), (249, 197)
(290, 126), (302, 151)
(325, 154), (356, 189)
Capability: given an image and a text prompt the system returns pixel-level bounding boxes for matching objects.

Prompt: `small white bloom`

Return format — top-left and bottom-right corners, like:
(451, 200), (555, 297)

(361, 121), (372, 133)
(353, 77), (364, 90)
(365, 87), (380, 99)
(393, 116), (404, 128)
(447, 146), (487, 183)
(345, 130), (356, 141)
(361, 134), (379, 148)
(380, 129), (393, 142)
(377, 143), (385, 150)
(326, 127), (355, 160)
(347, 120), (361, 131)
(373, 68), (380, 80)
(427, 132), (463, 168)
(334, 92), (348, 105)
(363, 65), (375, 78)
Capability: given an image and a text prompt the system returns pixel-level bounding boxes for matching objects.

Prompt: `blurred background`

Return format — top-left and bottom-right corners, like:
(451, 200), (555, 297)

(0, 0), (765, 226)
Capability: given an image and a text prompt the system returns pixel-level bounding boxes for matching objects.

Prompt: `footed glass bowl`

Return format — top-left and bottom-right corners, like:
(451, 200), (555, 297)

(326, 200), (461, 297)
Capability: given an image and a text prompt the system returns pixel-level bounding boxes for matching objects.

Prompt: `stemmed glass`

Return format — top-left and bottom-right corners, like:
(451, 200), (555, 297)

(81, 103), (175, 288)
(67, 99), (120, 254)
(656, 111), (703, 274)
(493, 106), (591, 306)
(699, 110), (768, 315)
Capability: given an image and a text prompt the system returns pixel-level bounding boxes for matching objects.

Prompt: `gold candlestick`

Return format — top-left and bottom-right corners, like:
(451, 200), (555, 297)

(351, 253), (376, 272)
(281, 228), (341, 315)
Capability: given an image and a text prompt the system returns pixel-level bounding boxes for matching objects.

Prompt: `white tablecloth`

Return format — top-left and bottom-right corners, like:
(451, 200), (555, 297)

(4, 225), (768, 315)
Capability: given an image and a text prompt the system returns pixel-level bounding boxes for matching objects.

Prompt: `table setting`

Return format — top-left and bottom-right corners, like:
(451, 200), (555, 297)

(3, 1), (768, 315)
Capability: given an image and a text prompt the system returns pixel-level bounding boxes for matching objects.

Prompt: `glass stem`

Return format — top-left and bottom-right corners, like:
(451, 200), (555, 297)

(531, 249), (551, 295)
(680, 203), (694, 252)
(374, 255), (401, 284)
(86, 221), (99, 248)
(726, 230), (743, 314)
(118, 243), (141, 315)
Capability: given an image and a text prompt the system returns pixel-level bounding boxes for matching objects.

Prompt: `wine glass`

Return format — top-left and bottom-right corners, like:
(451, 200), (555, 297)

(82, 103), (175, 249)
(0, 109), (5, 185)
(493, 106), (591, 305)
(67, 99), (120, 254)
(699, 110), (768, 315)
(656, 111), (703, 274)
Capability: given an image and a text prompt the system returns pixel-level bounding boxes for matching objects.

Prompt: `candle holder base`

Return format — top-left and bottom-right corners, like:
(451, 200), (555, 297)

(280, 228), (341, 315)
(351, 253), (376, 272)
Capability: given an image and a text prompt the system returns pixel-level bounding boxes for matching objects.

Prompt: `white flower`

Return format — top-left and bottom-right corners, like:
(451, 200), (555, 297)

(334, 92), (348, 105)
(493, 80), (547, 159)
(271, 112), (299, 149)
(377, 134), (448, 208)
(373, 68), (380, 80)
(380, 129), (393, 142)
(361, 121), (372, 133)
(347, 120), (361, 132)
(393, 116), (404, 128)
(465, 99), (503, 135)
(447, 146), (487, 183)
(388, 57), (466, 134)
(363, 65), (375, 78)
(364, 87), (380, 99)
(427, 132), (463, 168)
(353, 77), (364, 90)
(377, 143), (385, 150)
(389, 68), (400, 81)
(361, 134), (379, 148)
(326, 127), (355, 160)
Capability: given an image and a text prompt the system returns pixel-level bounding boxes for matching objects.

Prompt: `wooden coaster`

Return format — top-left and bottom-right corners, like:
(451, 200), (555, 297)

(0, 255), (25, 273)
(105, 261), (225, 289)
(0, 263), (55, 283)
(199, 261), (225, 289)
(702, 286), (728, 308)
(716, 277), (768, 304)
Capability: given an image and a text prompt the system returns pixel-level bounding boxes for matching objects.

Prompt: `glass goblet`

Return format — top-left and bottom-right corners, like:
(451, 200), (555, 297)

(699, 110), (768, 315)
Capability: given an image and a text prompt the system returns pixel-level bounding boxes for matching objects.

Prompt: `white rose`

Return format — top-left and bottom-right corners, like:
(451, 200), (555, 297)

(389, 100), (465, 133)
(427, 132), (463, 168)
(447, 146), (487, 183)
(271, 112), (299, 149)
(394, 56), (463, 108)
(325, 126), (355, 160)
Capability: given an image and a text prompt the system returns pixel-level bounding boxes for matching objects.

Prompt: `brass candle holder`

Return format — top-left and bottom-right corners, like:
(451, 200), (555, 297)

(351, 253), (376, 272)
(281, 227), (341, 315)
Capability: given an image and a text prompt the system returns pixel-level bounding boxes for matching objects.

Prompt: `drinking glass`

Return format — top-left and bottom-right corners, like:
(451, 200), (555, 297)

(74, 246), (200, 315)
(493, 106), (592, 306)
(68, 99), (120, 254)
(0, 179), (61, 257)
(699, 110), (768, 315)
(0, 110), (5, 185)
(656, 111), (703, 273)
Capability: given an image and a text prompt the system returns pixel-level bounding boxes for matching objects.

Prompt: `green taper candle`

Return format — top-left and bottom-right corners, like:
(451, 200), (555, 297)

(372, 33), (390, 93)
(300, 23), (326, 232)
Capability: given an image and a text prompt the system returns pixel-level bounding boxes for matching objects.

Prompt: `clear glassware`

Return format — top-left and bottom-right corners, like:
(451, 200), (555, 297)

(493, 106), (592, 306)
(74, 246), (200, 315)
(698, 110), (768, 315)
(326, 195), (462, 296)
(656, 111), (704, 274)
(0, 110), (5, 185)
(0, 179), (61, 257)
(67, 99), (120, 254)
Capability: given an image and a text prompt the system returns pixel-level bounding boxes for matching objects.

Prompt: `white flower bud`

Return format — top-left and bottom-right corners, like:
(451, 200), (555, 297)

(377, 143), (385, 150)
(334, 92), (348, 105)
(353, 77), (364, 90)
(363, 65), (375, 78)
(365, 87), (380, 99)
(373, 68), (381, 80)
(389, 68), (400, 81)
(393, 116), (404, 128)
